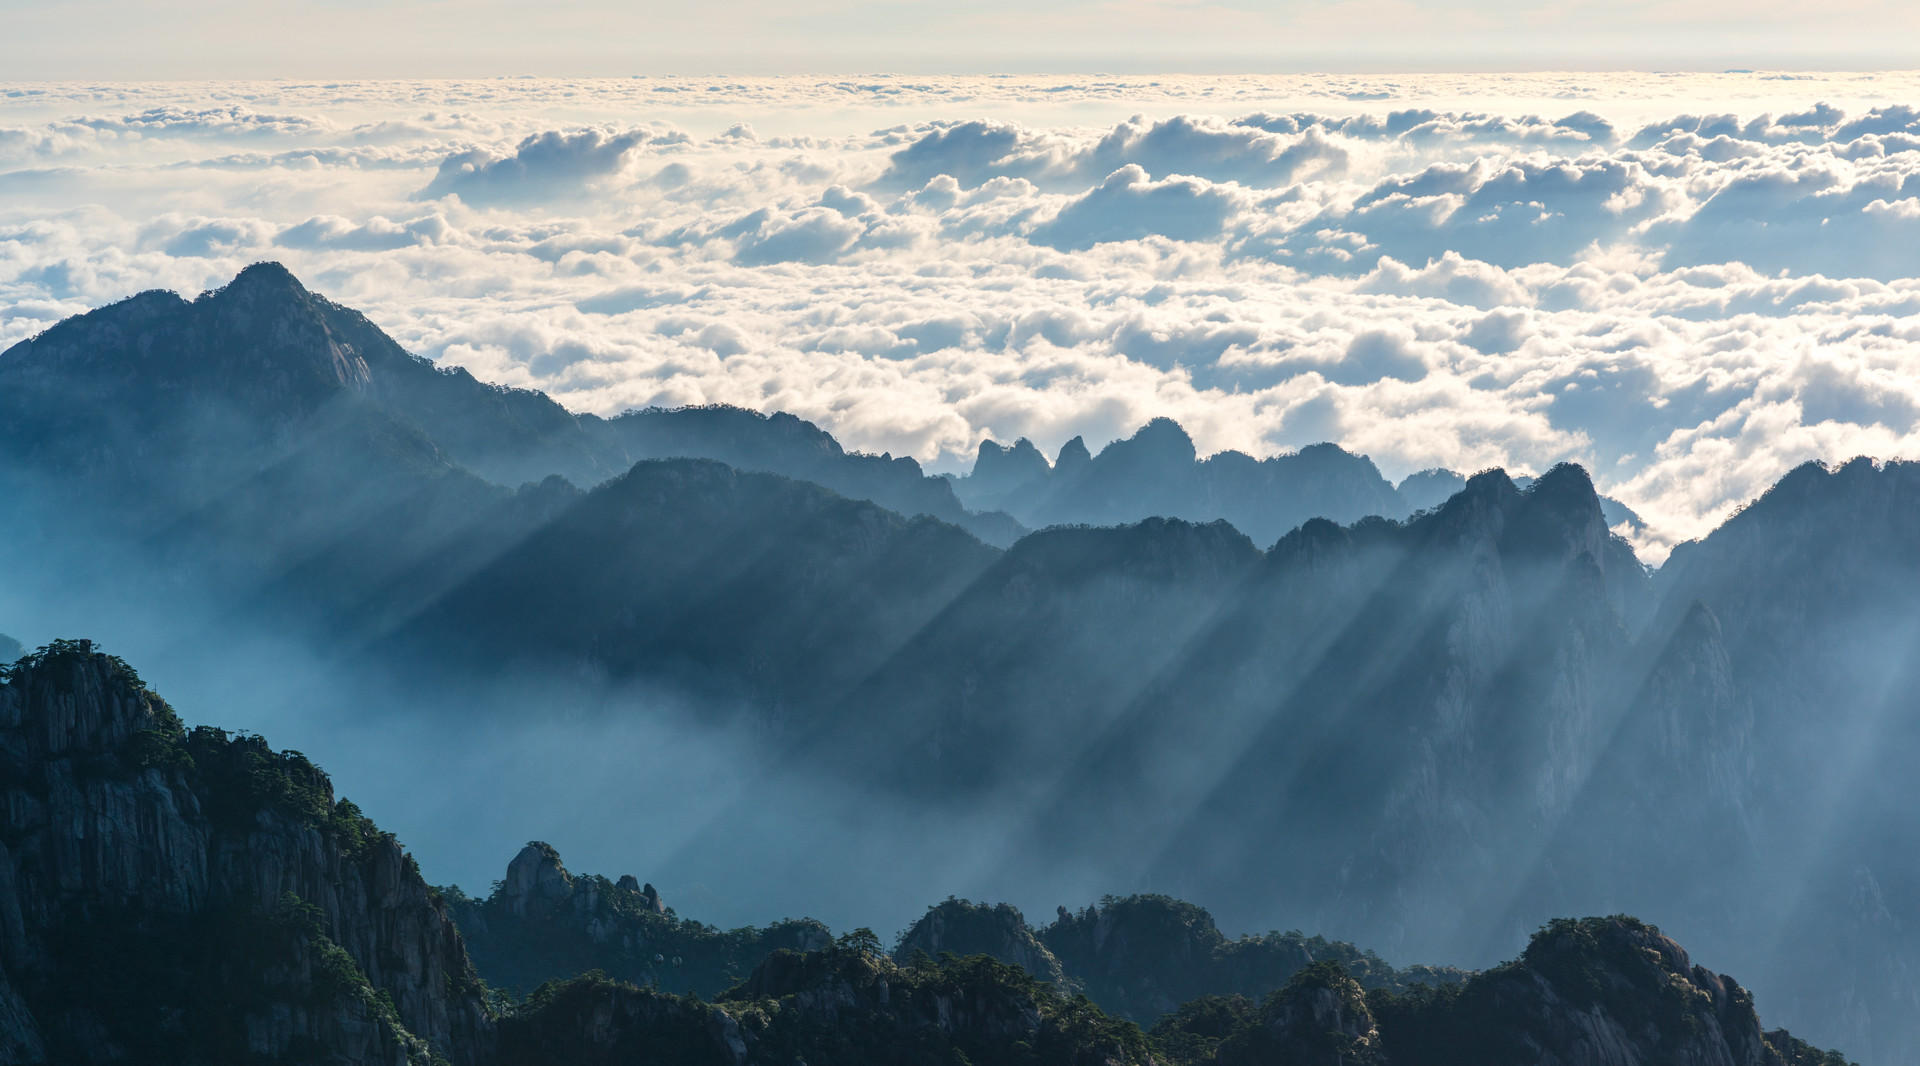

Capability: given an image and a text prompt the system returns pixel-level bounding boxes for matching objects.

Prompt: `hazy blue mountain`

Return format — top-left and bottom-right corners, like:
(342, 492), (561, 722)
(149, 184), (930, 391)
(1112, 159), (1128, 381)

(829, 514), (1264, 789)
(1622, 457), (1920, 1064)
(0, 264), (1019, 605)
(952, 421), (1650, 547)
(836, 464), (1657, 950)
(600, 405), (1024, 546)
(397, 457), (1000, 713)
(951, 419), (1406, 546)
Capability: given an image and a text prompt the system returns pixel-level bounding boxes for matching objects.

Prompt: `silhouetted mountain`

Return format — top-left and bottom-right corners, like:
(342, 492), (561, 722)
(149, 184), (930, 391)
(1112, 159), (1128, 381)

(952, 422), (1651, 549)
(602, 405), (1024, 546)
(0, 265), (1019, 630)
(952, 419), (1406, 546)
(0, 265), (1014, 668)
(831, 466), (1654, 941)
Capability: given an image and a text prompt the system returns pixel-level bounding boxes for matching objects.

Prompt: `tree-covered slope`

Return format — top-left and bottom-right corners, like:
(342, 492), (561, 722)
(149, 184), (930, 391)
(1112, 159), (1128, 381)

(0, 640), (490, 1064)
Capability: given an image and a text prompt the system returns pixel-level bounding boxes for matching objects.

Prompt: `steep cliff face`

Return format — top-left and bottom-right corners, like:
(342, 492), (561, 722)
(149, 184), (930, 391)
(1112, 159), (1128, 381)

(0, 641), (490, 1064)
(446, 842), (830, 999)
(1638, 458), (1920, 1064)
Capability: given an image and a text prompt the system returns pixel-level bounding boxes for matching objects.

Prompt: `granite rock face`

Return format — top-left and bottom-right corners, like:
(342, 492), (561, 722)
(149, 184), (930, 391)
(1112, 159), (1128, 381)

(0, 641), (490, 1065)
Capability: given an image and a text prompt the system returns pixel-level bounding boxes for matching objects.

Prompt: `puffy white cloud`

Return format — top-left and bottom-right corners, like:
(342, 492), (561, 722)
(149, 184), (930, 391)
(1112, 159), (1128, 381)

(417, 126), (685, 204)
(1031, 166), (1245, 250)
(6, 75), (1920, 561)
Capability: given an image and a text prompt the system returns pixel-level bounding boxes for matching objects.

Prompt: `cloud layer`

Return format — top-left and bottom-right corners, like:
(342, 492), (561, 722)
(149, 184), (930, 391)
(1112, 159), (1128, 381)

(5, 75), (1920, 559)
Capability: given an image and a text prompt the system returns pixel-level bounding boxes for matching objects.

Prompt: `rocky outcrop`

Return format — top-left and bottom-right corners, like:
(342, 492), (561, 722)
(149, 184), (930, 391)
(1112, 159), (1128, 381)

(892, 893), (1464, 1027)
(893, 898), (1070, 986)
(0, 640), (490, 1064)
(1422, 917), (1796, 1066)
(444, 842), (828, 999)
(1217, 962), (1384, 1066)
(948, 419), (1408, 546)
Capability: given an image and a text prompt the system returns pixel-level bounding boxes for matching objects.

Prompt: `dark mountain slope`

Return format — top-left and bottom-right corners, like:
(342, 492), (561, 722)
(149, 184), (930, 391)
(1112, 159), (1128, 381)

(0, 641), (490, 1064)
(400, 458), (1001, 714)
(0, 265), (558, 642)
(827, 515), (1262, 791)
(1625, 457), (1920, 1064)
(836, 464), (1654, 966)
(599, 405), (1024, 546)
(1125, 466), (1649, 950)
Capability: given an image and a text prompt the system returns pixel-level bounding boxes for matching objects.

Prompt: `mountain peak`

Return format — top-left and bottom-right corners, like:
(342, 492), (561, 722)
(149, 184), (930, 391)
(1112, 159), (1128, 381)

(207, 260), (311, 304)
(502, 841), (575, 916)
(1055, 435), (1092, 474)
(1131, 416), (1196, 457)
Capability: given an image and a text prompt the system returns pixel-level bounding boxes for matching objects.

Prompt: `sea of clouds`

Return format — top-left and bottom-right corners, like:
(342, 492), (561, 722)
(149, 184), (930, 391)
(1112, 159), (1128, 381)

(5, 73), (1920, 559)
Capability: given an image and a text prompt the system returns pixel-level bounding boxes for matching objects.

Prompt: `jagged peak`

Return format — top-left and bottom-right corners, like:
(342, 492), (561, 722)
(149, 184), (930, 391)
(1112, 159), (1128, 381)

(203, 260), (312, 304)
(503, 841), (574, 913)
(1526, 460), (1598, 500)
(1117, 416), (1198, 462)
(1463, 466), (1519, 494)
(1056, 435), (1092, 470)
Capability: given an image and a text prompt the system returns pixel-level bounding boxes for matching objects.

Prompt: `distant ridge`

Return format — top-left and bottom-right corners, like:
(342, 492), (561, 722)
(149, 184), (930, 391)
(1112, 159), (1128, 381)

(952, 419), (1648, 547)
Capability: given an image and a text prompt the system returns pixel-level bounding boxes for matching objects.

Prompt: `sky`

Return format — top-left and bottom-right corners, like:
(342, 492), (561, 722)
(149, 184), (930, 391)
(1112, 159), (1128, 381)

(5, 0), (1920, 77)
(7, 73), (1920, 559)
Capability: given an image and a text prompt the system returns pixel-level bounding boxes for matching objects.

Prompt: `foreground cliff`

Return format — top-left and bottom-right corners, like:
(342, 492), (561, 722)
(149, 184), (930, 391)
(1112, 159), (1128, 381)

(0, 641), (1855, 1066)
(0, 641), (490, 1064)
